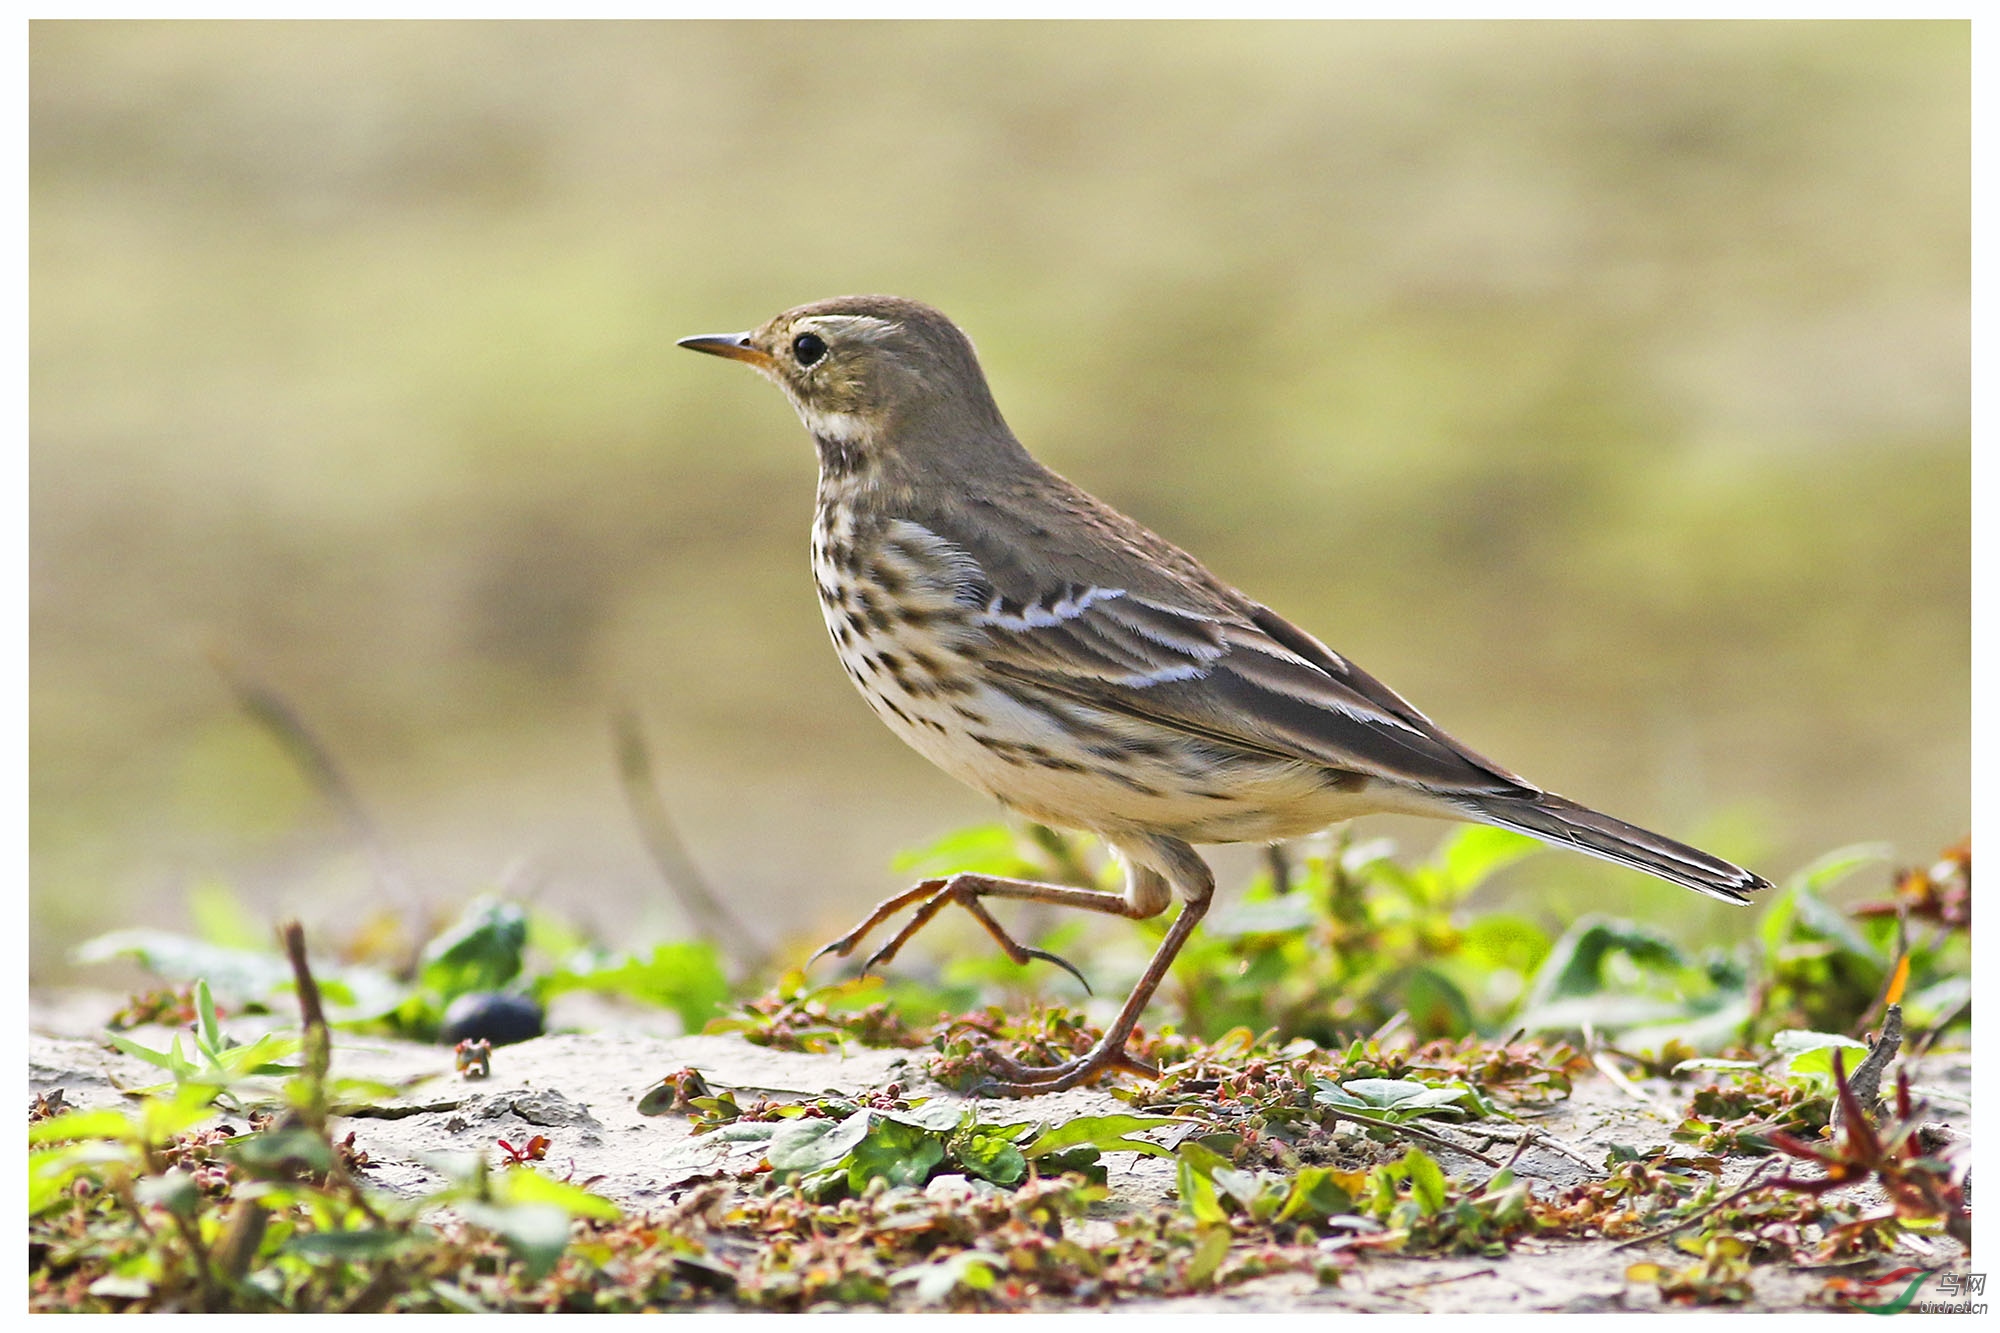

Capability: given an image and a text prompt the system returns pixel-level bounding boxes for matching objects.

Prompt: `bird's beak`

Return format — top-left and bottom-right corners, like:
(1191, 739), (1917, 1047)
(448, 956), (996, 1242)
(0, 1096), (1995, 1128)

(677, 331), (775, 369)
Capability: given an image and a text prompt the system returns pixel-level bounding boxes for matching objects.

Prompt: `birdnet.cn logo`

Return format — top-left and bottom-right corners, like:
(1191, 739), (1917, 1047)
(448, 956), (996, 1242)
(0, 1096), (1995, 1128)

(1844, 1269), (1985, 1315)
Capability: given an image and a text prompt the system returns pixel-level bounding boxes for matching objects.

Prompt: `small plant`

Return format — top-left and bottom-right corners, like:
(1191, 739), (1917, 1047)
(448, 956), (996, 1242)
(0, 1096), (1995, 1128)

(32, 928), (624, 1312)
(1765, 1055), (1969, 1250)
(100, 981), (301, 1112)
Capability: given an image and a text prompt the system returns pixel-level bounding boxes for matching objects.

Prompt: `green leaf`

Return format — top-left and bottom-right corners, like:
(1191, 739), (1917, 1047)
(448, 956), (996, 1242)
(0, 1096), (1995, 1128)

(457, 1200), (574, 1281)
(892, 1249), (1004, 1304)
(1771, 1029), (1868, 1058)
(1787, 843), (1893, 898)
(881, 1099), (974, 1133)
(1437, 824), (1541, 890)
(1619, 992), (1756, 1058)
(104, 1030), (188, 1074)
(1902, 975), (1970, 1028)
(846, 1119), (946, 1190)
(491, 1167), (622, 1221)
(195, 979), (223, 1054)
(954, 1128), (1029, 1186)
(141, 1088), (224, 1142)
(1210, 1165), (1267, 1212)
(538, 941), (729, 1034)
(1317, 1078), (1475, 1122)
(708, 1121), (779, 1144)
(72, 928), (405, 1022)
(28, 1106), (145, 1145)
(1185, 1223), (1232, 1286)
(284, 1230), (412, 1261)
(1402, 1148), (1447, 1215)
(74, 930), (295, 1007)
(134, 1171), (201, 1217)
(1770, 1029), (1868, 1088)
(1519, 915), (1687, 1010)
(29, 1088), (218, 1149)
(213, 1030), (303, 1078)
(1020, 1113), (1182, 1161)
(766, 1112), (872, 1173)
(1391, 965), (1475, 1039)
(1276, 1166), (1357, 1221)
(1669, 1058), (1764, 1075)
(1032, 1145), (1106, 1183)
(892, 823), (1039, 879)
(419, 898), (528, 1002)
(30, 1142), (137, 1214)
(1175, 1144), (1229, 1224)
(228, 1124), (336, 1178)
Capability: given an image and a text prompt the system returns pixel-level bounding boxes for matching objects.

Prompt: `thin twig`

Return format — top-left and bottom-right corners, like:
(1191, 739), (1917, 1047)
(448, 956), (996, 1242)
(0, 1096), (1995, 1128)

(279, 921), (386, 1229)
(279, 922), (329, 1114)
(210, 653), (421, 940)
(1379, 1268), (1499, 1293)
(1609, 1160), (1779, 1251)
(1591, 1051), (1662, 1108)
(1368, 1010), (1411, 1047)
(1474, 1125), (1603, 1176)
(612, 709), (765, 970)
(1330, 1110), (1506, 1169)
(1909, 997), (1966, 1061)
(1264, 842), (1294, 896)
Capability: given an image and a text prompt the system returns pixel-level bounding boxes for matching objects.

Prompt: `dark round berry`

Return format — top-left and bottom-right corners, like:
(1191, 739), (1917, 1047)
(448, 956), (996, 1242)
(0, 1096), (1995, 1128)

(792, 331), (827, 366)
(439, 992), (544, 1047)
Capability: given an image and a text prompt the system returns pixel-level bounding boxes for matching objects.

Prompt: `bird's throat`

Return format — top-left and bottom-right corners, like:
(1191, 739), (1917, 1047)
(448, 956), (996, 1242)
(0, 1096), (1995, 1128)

(814, 431), (868, 481)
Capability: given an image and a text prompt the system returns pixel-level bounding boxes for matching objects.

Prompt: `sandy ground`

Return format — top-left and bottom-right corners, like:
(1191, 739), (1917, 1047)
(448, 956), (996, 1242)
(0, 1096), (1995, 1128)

(28, 994), (1972, 1313)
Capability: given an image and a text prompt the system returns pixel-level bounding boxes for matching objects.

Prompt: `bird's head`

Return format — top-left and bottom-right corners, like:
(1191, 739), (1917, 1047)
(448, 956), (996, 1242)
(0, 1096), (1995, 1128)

(679, 295), (1014, 477)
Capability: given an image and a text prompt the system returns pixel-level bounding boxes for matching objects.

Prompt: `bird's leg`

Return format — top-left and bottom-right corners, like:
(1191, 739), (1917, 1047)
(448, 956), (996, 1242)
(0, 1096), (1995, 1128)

(811, 874), (1144, 990)
(974, 888), (1211, 1094)
(812, 839), (1214, 1097)
(809, 878), (953, 963)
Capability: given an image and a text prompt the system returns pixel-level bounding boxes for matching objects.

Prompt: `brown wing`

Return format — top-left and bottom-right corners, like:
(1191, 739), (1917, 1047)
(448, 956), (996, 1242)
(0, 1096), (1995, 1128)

(906, 506), (1535, 798)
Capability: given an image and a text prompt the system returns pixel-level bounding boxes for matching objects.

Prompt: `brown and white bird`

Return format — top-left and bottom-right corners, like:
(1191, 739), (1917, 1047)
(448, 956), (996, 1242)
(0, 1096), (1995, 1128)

(680, 295), (1770, 1094)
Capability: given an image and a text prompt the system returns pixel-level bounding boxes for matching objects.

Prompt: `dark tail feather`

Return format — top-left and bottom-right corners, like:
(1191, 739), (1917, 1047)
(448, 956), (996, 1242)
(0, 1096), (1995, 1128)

(1464, 792), (1772, 903)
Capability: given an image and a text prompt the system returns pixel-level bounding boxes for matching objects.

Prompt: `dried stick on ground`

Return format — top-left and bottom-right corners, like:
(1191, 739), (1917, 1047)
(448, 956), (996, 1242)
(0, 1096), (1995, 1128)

(210, 652), (419, 926)
(1832, 1004), (1904, 1134)
(613, 709), (766, 971)
(1609, 1161), (1780, 1252)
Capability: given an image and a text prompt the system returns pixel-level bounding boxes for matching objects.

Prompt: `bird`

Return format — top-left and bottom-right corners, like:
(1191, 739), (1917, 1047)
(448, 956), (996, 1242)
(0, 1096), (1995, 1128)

(679, 295), (1772, 1095)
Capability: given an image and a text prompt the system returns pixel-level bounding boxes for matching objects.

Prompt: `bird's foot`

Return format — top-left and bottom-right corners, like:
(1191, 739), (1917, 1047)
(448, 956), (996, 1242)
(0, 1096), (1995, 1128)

(807, 875), (1094, 992)
(808, 879), (947, 967)
(968, 1042), (1160, 1097)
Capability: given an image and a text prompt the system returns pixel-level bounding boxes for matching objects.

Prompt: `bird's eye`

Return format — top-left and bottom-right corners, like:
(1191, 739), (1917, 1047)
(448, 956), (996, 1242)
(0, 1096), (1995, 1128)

(792, 332), (827, 367)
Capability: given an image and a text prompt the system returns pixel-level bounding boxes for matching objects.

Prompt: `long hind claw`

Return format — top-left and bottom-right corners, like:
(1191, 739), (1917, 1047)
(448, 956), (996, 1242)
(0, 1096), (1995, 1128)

(1013, 944), (1093, 994)
(954, 894), (1092, 993)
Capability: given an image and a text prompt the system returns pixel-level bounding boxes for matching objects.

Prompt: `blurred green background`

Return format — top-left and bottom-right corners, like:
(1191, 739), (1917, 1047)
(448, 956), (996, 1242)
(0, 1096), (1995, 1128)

(30, 21), (1967, 981)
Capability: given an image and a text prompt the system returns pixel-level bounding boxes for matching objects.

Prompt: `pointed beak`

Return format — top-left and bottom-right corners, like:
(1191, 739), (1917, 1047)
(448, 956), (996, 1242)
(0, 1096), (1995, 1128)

(677, 331), (775, 369)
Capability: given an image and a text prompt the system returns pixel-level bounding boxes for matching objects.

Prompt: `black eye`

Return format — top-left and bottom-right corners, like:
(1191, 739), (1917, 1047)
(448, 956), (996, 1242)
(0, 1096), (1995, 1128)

(792, 332), (827, 366)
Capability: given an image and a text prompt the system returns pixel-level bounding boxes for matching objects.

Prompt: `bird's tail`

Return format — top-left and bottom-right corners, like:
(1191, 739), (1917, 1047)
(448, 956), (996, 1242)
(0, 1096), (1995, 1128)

(1462, 792), (1771, 903)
